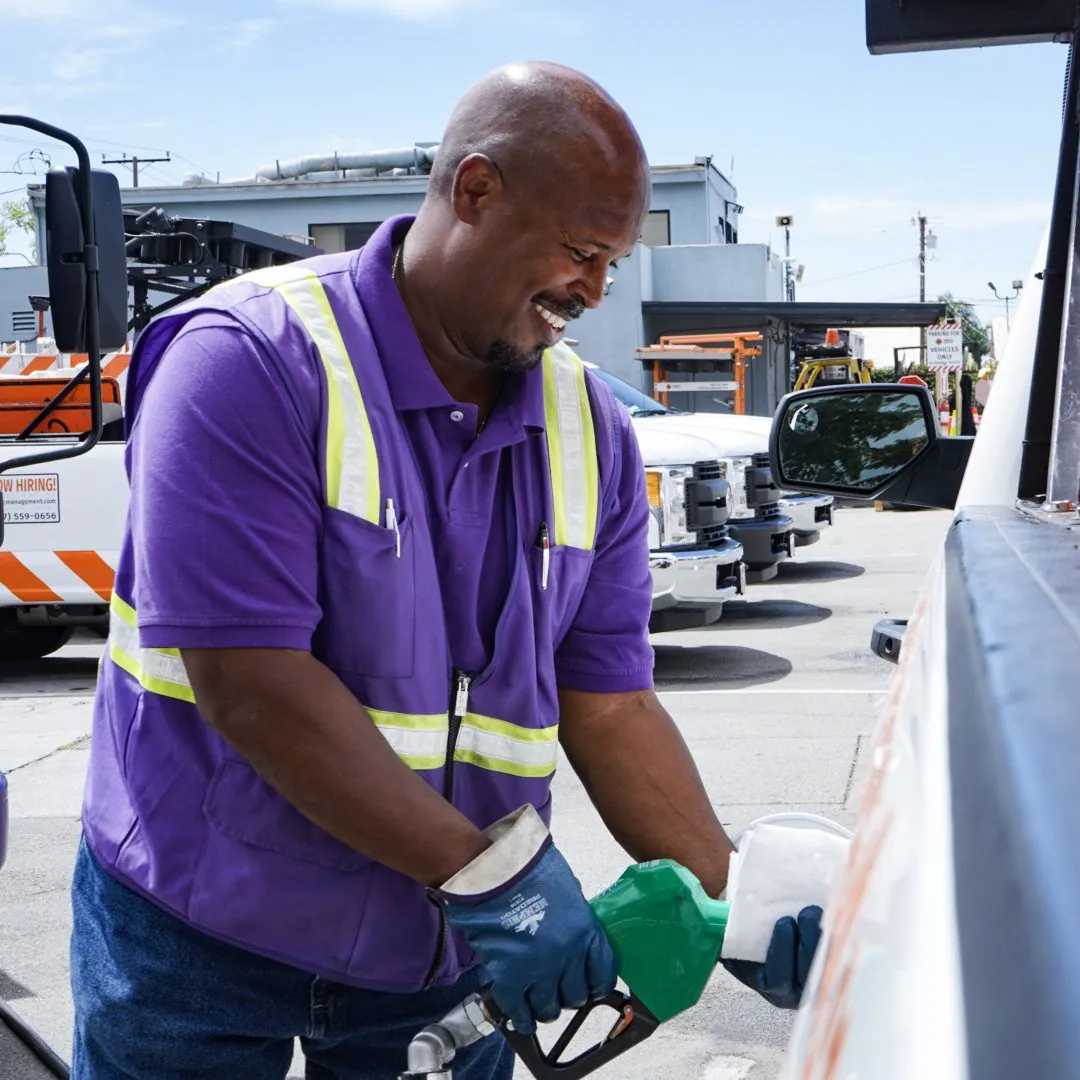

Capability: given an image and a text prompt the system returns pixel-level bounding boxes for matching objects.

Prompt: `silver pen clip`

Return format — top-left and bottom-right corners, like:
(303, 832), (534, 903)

(539, 521), (550, 590)
(386, 498), (401, 559)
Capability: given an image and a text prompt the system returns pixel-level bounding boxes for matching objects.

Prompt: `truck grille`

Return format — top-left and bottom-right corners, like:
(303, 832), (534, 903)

(696, 524), (730, 547)
(746, 453), (782, 511)
(694, 460), (724, 481)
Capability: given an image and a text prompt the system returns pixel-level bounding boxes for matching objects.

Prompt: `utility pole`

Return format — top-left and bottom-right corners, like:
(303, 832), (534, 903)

(917, 211), (927, 359)
(776, 214), (795, 302)
(102, 152), (171, 188)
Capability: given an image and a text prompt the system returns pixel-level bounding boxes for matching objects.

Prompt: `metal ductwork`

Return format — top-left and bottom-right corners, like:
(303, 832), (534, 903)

(251, 145), (440, 183)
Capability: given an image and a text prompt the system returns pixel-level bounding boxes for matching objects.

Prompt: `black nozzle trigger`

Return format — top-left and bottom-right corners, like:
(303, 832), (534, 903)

(481, 988), (660, 1080)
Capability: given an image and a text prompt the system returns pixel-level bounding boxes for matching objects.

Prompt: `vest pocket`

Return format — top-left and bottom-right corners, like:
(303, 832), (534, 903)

(316, 506), (417, 679)
(528, 542), (595, 645)
(203, 759), (369, 871)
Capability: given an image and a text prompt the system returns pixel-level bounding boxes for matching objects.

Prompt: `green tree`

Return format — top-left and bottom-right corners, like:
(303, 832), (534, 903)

(0, 198), (34, 257)
(939, 292), (991, 365)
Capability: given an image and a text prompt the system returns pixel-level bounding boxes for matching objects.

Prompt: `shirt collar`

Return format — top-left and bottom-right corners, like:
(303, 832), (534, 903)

(353, 215), (547, 430)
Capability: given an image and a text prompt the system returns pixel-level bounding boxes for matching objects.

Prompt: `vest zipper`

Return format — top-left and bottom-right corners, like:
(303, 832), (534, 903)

(422, 669), (473, 991)
(443, 669), (472, 801)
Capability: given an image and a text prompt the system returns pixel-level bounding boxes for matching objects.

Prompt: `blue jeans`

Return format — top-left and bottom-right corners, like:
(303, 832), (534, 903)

(70, 837), (514, 1080)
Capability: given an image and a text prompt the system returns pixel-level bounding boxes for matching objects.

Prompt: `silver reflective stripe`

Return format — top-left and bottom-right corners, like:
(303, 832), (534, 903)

(108, 598), (195, 703)
(230, 265), (381, 523)
(543, 343), (599, 550)
(454, 718), (560, 779)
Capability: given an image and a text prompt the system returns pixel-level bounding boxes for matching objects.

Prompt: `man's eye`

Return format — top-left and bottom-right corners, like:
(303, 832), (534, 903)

(569, 247), (592, 263)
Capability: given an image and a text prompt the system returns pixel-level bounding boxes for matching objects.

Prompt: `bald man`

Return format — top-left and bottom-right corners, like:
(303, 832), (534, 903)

(69, 62), (822, 1080)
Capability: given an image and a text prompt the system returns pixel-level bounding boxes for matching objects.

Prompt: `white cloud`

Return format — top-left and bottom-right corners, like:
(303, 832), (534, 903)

(0, 1), (184, 82)
(231, 18), (273, 50)
(284, 0), (490, 20)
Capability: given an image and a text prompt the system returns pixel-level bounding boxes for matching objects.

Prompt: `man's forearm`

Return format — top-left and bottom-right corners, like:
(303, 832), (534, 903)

(558, 688), (734, 897)
(182, 647), (489, 887)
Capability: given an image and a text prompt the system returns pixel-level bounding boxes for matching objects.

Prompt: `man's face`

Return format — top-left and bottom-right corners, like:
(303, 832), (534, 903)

(453, 168), (647, 373)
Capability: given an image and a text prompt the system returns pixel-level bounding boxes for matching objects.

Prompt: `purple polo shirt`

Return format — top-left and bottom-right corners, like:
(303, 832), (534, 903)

(127, 221), (654, 692)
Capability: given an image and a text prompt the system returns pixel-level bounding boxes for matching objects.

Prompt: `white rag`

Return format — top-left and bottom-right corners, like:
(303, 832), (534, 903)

(720, 820), (851, 964)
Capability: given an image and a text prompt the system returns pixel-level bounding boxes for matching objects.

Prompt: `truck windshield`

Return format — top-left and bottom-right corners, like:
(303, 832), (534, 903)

(588, 367), (672, 416)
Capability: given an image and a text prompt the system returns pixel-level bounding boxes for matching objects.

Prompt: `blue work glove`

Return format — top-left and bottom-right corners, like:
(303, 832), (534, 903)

(721, 905), (823, 1010)
(435, 805), (618, 1035)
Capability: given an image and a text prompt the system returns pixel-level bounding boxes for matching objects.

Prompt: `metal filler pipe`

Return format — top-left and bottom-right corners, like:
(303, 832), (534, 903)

(398, 993), (496, 1080)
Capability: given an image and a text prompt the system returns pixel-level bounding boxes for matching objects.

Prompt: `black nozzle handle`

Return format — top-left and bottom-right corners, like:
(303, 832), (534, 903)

(481, 988), (659, 1080)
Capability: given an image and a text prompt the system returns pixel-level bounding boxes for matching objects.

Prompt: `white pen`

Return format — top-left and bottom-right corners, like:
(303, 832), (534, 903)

(539, 520), (550, 590)
(385, 497), (401, 558)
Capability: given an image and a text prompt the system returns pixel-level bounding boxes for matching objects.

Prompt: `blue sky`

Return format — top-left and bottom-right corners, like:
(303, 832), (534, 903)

(0, 0), (1068, 329)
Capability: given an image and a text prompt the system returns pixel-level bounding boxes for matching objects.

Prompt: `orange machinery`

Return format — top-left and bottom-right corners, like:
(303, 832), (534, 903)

(634, 332), (763, 413)
(0, 376), (122, 436)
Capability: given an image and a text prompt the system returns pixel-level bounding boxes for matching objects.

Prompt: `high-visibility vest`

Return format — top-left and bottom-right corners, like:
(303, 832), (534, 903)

(84, 244), (616, 989)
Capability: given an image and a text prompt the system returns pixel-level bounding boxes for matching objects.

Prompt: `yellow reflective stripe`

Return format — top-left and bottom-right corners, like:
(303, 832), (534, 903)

(367, 708), (448, 771)
(454, 714), (559, 778)
(542, 343), (599, 550)
(107, 596), (195, 704)
(213, 265), (380, 524)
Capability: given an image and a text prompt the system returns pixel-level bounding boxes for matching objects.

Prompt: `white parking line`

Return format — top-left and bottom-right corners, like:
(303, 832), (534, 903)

(659, 687), (889, 696)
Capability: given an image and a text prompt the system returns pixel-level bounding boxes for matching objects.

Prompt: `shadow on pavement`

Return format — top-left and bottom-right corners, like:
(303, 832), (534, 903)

(711, 599), (832, 629)
(764, 560), (865, 584)
(0, 971), (32, 1003)
(0, 658), (99, 685)
(653, 644), (793, 689)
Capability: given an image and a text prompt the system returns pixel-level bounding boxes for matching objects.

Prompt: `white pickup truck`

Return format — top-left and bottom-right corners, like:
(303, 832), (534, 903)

(0, 359), (748, 654)
(586, 365), (834, 583)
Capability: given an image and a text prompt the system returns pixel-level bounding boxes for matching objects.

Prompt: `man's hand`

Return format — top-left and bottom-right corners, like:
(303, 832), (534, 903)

(557, 687), (734, 898)
(722, 906), (823, 1010)
(182, 647), (490, 888)
(436, 805), (618, 1035)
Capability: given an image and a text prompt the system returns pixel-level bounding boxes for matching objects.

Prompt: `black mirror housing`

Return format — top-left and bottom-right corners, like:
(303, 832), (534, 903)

(770, 382), (975, 510)
(45, 166), (128, 353)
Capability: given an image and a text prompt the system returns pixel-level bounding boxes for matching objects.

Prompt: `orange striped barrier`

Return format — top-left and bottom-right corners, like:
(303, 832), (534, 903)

(0, 550), (116, 604)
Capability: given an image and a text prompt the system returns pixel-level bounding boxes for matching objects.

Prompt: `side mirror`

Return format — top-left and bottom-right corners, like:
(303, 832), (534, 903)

(45, 166), (128, 352)
(769, 383), (974, 510)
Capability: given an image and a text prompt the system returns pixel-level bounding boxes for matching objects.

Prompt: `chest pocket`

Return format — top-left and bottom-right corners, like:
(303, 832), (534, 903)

(315, 507), (416, 679)
(527, 542), (595, 649)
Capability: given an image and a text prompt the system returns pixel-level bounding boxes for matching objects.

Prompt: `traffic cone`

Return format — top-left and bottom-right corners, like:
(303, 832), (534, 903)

(939, 399), (950, 435)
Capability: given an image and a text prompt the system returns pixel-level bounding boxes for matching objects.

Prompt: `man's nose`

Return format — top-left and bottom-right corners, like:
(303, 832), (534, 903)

(575, 262), (611, 309)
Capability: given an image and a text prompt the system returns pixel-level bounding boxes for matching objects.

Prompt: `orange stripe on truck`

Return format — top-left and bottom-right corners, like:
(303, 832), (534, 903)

(20, 354), (58, 374)
(55, 551), (115, 601)
(102, 353), (131, 378)
(0, 552), (63, 602)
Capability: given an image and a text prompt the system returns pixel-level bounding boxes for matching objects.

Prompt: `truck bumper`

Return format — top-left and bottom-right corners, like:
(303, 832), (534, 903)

(727, 515), (795, 582)
(650, 539), (745, 630)
(781, 494), (834, 546)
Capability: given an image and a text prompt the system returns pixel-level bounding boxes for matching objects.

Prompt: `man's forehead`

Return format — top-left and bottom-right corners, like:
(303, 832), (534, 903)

(567, 196), (647, 252)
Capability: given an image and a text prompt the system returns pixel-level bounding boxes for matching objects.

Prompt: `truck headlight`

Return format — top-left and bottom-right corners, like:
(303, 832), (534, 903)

(643, 465), (695, 547)
(720, 456), (751, 518)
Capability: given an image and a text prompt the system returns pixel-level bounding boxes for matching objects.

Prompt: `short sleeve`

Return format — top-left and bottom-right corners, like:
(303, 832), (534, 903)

(554, 389), (655, 693)
(128, 313), (324, 650)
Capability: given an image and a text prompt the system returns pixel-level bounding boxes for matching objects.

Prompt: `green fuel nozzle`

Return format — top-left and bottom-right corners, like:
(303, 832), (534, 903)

(400, 859), (731, 1080)
(589, 859), (730, 1024)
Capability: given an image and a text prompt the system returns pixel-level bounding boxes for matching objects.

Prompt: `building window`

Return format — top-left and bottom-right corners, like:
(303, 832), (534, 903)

(309, 221), (382, 254)
(640, 210), (671, 247)
(11, 310), (35, 337)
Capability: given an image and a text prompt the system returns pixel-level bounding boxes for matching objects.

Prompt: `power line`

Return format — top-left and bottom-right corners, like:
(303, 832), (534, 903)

(798, 257), (917, 288)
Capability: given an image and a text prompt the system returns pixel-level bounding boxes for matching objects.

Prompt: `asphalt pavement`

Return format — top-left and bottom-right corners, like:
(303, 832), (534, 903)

(0, 504), (951, 1079)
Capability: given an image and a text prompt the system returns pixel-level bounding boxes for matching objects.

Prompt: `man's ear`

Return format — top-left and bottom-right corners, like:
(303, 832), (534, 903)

(452, 154), (504, 224)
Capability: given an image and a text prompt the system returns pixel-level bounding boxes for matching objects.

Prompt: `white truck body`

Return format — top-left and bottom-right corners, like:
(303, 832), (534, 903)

(781, 219), (1079, 1078)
